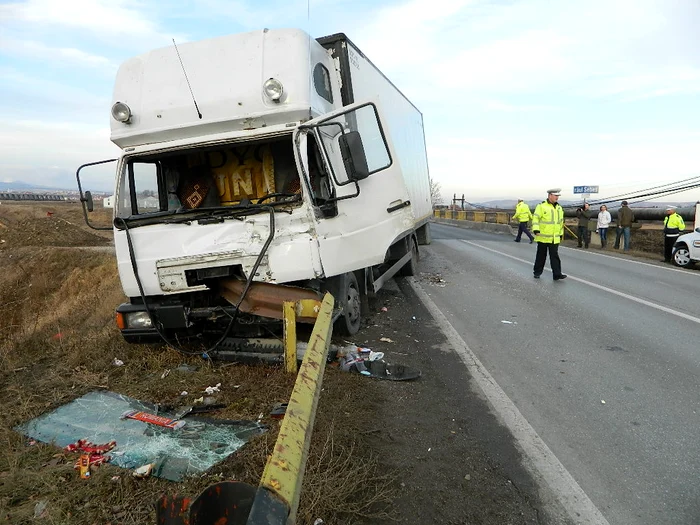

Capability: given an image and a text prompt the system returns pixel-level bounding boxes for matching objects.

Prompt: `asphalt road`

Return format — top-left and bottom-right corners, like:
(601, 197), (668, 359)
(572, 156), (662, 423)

(419, 222), (700, 525)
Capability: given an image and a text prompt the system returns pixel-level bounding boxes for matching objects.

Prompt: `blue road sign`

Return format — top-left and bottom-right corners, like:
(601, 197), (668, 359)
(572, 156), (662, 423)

(573, 185), (599, 194)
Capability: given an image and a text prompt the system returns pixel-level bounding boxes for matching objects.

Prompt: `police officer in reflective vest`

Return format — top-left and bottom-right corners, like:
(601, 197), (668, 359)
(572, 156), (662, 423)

(512, 199), (534, 243)
(532, 188), (567, 280)
(663, 205), (685, 263)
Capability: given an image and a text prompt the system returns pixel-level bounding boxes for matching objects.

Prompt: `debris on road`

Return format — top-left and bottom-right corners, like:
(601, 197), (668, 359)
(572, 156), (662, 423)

(380, 337), (395, 343)
(133, 462), (156, 479)
(112, 358), (124, 367)
(204, 383), (221, 395)
(33, 500), (48, 519)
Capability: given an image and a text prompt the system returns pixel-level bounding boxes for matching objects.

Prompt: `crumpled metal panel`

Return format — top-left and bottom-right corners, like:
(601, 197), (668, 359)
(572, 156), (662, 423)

(219, 279), (321, 323)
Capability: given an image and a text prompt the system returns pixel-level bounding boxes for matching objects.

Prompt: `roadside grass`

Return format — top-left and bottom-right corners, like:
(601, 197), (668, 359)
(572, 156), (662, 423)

(0, 204), (395, 524)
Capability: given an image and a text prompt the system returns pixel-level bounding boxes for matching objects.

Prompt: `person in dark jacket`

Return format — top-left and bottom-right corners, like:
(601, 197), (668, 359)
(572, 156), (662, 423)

(613, 201), (635, 251)
(576, 203), (591, 248)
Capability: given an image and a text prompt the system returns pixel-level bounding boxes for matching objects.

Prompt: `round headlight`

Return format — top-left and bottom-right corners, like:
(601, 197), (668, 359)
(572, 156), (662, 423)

(263, 78), (284, 101)
(111, 101), (132, 123)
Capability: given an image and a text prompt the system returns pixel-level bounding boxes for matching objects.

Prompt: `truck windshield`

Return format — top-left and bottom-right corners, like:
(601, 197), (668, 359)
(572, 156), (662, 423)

(116, 137), (303, 219)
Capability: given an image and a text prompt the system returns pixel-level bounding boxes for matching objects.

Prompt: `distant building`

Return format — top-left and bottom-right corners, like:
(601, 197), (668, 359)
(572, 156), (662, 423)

(138, 196), (159, 208)
(103, 195), (115, 208)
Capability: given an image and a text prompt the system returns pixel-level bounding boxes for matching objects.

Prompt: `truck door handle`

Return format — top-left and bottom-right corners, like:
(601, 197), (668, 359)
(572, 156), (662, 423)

(387, 200), (411, 213)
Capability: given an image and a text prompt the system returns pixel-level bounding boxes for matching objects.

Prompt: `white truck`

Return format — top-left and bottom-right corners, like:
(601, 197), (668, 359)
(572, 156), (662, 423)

(77, 29), (432, 348)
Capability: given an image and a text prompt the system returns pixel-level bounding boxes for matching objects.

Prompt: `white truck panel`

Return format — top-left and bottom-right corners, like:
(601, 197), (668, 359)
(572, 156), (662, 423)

(341, 40), (432, 226)
(111, 29), (337, 148)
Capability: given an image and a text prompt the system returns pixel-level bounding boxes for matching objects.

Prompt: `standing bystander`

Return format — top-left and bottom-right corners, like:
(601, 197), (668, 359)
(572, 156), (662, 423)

(532, 188), (566, 280)
(576, 203), (592, 248)
(596, 205), (612, 249)
(512, 199), (534, 243)
(662, 206), (685, 263)
(614, 201), (635, 251)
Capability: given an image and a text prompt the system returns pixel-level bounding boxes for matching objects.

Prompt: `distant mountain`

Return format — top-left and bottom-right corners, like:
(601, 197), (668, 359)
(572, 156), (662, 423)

(0, 181), (64, 191)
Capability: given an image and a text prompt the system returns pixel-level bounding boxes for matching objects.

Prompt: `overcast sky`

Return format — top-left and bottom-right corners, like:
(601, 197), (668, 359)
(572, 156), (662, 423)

(1, 0), (699, 203)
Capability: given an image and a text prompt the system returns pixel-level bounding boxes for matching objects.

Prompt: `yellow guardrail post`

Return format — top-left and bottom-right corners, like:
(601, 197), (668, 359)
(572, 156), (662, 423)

(247, 292), (335, 524)
(283, 301), (297, 374)
(474, 211), (485, 222)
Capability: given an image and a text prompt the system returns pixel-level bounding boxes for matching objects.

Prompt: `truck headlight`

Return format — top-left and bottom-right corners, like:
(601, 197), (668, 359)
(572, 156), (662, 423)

(126, 312), (152, 328)
(111, 101), (132, 123)
(263, 78), (284, 102)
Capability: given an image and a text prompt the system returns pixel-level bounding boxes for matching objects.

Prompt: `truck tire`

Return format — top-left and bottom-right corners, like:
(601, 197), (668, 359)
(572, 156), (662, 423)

(334, 272), (362, 335)
(398, 238), (418, 277)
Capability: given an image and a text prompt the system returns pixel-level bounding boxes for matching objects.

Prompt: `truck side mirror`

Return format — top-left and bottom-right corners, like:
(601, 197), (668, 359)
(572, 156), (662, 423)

(84, 191), (94, 212)
(339, 131), (369, 181)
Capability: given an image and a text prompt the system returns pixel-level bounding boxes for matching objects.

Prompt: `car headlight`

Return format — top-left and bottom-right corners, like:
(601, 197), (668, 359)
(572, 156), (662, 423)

(126, 311), (152, 328)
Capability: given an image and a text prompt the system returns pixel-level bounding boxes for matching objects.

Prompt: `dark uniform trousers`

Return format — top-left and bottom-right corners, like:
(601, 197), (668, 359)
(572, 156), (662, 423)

(533, 243), (562, 276)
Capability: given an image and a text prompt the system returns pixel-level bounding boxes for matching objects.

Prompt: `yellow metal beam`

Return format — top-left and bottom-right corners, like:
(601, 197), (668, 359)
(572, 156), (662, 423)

(283, 301), (297, 374)
(260, 292), (334, 521)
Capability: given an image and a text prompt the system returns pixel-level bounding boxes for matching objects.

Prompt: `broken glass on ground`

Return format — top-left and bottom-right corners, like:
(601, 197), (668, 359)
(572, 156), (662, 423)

(14, 390), (266, 481)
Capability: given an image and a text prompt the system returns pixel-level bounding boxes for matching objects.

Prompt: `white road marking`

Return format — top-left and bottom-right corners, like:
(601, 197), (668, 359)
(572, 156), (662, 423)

(558, 245), (700, 277)
(408, 277), (610, 525)
(460, 240), (700, 326)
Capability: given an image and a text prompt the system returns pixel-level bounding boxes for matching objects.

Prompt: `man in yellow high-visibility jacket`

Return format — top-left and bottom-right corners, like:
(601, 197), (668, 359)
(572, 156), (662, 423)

(512, 199), (534, 243)
(663, 205), (685, 263)
(532, 188), (566, 280)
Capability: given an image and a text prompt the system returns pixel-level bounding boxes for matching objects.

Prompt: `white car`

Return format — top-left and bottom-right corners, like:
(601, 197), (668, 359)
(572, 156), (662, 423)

(672, 228), (700, 268)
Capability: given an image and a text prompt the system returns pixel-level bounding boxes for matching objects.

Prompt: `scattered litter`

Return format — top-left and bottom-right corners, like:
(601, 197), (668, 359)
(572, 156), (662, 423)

(111, 475), (121, 482)
(379, 337), (394, 343)
(194, 396), (204, 404)
(381, 307), (388, 312)
(51, 332), (63, 341)
(314, 519), (325, 525)
(369, 351), (384, 362)
(428, 448), (431, 452)
(121, 410), (186, 430)
(204, 383), (222, 395)
(464, 474), (471, 481)
(233, 385), (241, 389)
(180, 391), (188, 396)
(133, 462), (156, 479)
(500, 320), (513, 324)
(64, 439), (116, 478)
(412, 316), (416, 320)
(33, 500), (48, 519)
(112, 358), (124, 367)
(601, 400), (606, 404)
(161, 369), (171, 379)
(27, 439), (36, 446)
(270, 403), (288, 419)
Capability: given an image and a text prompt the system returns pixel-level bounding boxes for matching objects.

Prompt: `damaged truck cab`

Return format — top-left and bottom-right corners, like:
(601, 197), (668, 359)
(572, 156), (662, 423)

(77, 29), (432, 346)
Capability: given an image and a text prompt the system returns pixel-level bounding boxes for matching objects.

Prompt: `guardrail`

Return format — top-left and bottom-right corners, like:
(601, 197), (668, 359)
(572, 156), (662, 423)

(433, 209), (511, 224)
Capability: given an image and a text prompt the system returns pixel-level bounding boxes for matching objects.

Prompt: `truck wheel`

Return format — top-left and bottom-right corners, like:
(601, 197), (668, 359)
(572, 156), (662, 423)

(398, 238), (418, 277)
(335, 272), (362, 335)
(672, 245), (693, 268)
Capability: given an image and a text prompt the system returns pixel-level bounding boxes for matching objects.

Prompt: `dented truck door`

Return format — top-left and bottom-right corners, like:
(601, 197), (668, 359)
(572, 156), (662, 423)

(293, 101), (413, 278)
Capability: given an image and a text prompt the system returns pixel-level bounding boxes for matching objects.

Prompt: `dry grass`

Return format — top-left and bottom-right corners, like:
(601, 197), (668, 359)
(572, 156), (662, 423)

(0, 203), (395, 524)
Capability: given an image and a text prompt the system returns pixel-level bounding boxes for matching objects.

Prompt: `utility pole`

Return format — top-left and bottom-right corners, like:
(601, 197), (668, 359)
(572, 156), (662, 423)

(452, 193), (465, 210)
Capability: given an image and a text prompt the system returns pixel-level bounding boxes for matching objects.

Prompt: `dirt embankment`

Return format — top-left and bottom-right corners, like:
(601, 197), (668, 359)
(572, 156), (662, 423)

(0, 202), (113, 250)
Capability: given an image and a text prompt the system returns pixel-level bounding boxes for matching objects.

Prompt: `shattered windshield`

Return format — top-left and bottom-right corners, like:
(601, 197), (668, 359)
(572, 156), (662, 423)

(116, 137), (303, 220)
